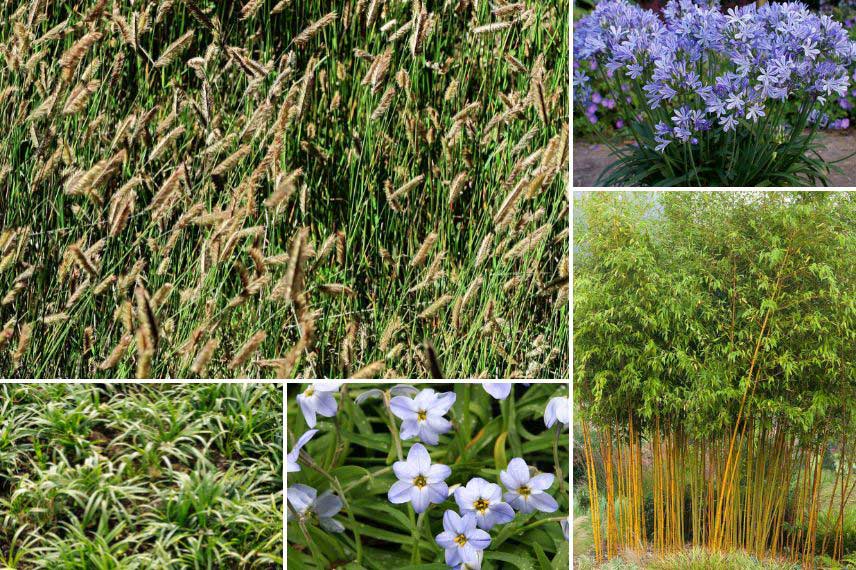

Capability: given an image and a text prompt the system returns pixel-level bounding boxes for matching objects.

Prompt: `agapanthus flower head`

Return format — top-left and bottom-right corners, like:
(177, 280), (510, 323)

(501, 458), (559, 514)
(435, 510), (491, 567)
(482, 383), (512, 400)
(574, 0), (856, 156)
(286, 429), (318, 472)
(287, 484), (345, 532)
(454, 477), (515, 530)
(297, 383), (340, 428)
(390, 388), (456, 445)
(545, 396), (569, 429)
(388, 443), (451, 513)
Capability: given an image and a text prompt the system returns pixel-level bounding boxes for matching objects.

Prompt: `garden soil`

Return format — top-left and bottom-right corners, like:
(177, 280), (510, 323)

(573, 130), (856, 186)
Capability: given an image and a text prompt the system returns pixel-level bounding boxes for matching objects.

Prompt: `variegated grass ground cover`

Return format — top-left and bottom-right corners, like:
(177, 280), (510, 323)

(0, 383), (283, 569)
(0, 0), (569, 379)
(286, 382), (570, 570)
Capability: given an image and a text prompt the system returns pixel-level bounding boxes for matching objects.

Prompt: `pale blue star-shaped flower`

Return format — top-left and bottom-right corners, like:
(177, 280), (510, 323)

(454, 477), (515, 530)
(435, 510), (491, 567)
(482, 383), (511, 399)
(544, 396), (569, 429)
(388, 443), (451, 513)
(286, 429), (318, 472)
(297, 383), (340, 428)
(287, 484), (345, 532)
(501, 458), (559, 514)
(390, 388), (456, 445)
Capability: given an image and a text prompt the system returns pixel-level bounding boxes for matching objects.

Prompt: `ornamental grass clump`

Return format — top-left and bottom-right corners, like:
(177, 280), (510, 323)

(574, 0), (856, 186)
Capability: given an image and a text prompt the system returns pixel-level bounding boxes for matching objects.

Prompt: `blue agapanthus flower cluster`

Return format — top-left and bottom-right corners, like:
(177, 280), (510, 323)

(574, 0), (856, 153)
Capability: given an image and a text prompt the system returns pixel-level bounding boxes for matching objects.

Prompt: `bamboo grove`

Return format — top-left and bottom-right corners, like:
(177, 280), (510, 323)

(574, 192), (856, 567)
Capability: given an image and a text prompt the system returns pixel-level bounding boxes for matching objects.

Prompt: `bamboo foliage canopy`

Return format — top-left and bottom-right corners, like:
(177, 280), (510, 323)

(574, 192), (856, 440)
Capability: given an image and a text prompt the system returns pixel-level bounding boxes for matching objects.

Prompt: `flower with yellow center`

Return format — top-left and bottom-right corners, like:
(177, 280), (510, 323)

(389, 388), (456, 445)
(435, 510), (491, 567)
(501, 457), (559, 514)
(387, 443), (451, 513)
(296, 383), (340, 428)
(454, 477), (515, 530)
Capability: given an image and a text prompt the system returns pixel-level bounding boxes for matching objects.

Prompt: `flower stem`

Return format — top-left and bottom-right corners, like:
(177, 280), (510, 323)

(384, 394), (404, 461)
(343, 465), (392, 493)
(300, 457), (364, 563)
(411, 509), (426, 564)
(517, 515), (568, 532)
(297, 519), (326, 569)
(554, 423), (567, 496)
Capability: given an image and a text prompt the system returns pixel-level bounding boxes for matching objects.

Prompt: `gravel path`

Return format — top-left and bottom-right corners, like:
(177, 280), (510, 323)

(573, 131), (856, 187)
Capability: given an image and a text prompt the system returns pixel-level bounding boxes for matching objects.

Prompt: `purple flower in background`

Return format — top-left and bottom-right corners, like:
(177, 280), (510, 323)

(615, 119), (624, 129)
(720, 114), (738, 132)
(390, 388), (456, 445)
(287, 484), (345, 532)
(455, 478), (516, 530)
(746, 103), (766, 122)
(500, 458), (559, 514)
(286, 429), (318, 472)
(482, 383), (511, 399)
(436, 510), (491, 567)
(388, 443), (451, 513)
(297, 383), (340, 428)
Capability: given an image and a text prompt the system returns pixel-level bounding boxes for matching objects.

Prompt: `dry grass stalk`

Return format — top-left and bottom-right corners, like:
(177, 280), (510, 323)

(98, 333), (132, 370)
(294, 11), (337, 47)
(59, 30), (102, 82)
(410, 231), (437, 268)
(211, 144), (251, 178)
(148, 164), (186, 223)
(371, 85), (396, 120)
(448, 172), (468, 208)
(135, 284), (159, 353)
(270, 227), (311, 301)
(190, 336), (220, 374)
(154, 30), (194, 68)
(12, 322), (33, 368)
(319, 283), (356, 297)
(504, 223), (551, 260)
(474, 233), (493, 268)
(264, 168), (302, 209)
(229, 330), (266, 370)
(418, 294), (453, 320)
(350, 360), (385, 379)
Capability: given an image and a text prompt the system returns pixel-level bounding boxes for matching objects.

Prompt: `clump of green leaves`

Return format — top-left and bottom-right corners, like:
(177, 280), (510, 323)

(0, 384), (283, 569)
